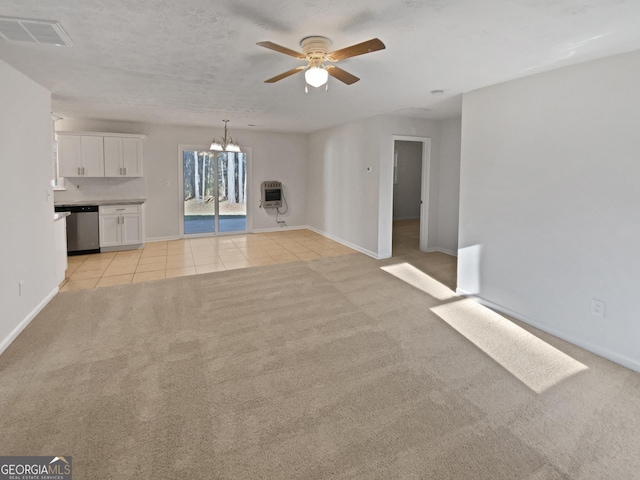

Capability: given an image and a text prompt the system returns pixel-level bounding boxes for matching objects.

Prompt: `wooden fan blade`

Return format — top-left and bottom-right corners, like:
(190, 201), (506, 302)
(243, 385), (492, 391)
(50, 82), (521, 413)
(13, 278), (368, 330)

(326, 65), (360, 85)
(328, 38), (385, 61)
(256, 41), (305, 59)
(264, 66), (305, 83)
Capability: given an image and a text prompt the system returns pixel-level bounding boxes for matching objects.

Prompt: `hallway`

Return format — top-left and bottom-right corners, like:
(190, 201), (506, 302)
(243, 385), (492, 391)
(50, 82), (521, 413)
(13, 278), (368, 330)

(391, 219), (457, 291)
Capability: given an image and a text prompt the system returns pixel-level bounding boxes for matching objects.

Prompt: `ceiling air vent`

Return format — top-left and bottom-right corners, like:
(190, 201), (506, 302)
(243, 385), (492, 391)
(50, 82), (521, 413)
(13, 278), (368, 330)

(0, 16), (74, 47)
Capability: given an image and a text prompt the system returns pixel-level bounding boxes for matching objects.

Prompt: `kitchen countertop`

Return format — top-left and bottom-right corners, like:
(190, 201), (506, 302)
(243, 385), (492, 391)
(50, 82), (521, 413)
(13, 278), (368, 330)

(54, 211), (71, 221)
(54, 199), (146, 207)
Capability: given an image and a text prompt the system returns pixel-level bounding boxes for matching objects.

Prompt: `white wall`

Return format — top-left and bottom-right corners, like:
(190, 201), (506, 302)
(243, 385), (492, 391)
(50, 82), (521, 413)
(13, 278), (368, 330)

(0, 60), (58, 353)
(458, 50), (640, 371)
(307, 116), (384, 256)
(435, 118), (461, 255)
(56, 119), (308, 239)
(307, 114), (460, 258)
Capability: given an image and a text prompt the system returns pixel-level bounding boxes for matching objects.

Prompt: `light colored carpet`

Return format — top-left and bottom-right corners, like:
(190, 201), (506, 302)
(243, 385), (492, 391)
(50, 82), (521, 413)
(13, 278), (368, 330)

(1, 250), (639, 479)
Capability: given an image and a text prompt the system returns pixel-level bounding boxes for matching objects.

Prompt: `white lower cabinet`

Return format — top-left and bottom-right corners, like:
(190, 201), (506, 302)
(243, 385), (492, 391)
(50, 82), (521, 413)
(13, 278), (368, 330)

(99, 204), (143, 248)
(99, 215), (121, 247)
(122, 213), (143, 245)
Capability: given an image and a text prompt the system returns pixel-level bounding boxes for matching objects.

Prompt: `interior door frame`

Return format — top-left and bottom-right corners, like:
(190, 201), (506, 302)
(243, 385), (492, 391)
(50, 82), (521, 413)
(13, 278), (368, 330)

(177, 145), (252, 238)
(390, 135), (431, 253)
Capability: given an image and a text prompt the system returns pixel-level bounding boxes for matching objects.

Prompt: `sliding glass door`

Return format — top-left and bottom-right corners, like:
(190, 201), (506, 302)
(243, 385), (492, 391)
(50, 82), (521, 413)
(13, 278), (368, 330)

(182, 149), (247, 236)
(217, 152), (247, 233)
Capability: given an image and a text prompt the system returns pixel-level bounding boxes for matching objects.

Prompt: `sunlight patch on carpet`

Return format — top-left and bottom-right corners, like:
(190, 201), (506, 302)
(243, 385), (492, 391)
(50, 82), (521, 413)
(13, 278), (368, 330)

(381, 262), (457, 300)
(431, 299), (588, 393)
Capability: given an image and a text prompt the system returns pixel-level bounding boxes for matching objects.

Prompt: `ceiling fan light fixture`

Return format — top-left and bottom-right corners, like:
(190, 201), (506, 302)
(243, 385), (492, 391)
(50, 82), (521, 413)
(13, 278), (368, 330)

(258, 37), (384, 87)
(305, 66), (328, 88)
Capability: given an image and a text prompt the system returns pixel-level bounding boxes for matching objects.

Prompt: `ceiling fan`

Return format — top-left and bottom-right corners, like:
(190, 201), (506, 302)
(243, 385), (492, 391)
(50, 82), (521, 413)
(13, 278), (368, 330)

(257, 36), (385, 90)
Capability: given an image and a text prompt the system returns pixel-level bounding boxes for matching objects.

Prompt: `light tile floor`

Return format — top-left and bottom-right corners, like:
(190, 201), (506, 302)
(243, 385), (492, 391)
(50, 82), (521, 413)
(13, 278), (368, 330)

(60, 229), (357, 292)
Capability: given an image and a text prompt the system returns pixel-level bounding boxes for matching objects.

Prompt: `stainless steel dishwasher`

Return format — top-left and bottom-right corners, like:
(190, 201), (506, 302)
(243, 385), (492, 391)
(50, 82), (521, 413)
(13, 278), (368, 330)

(54, 205), (100, 255)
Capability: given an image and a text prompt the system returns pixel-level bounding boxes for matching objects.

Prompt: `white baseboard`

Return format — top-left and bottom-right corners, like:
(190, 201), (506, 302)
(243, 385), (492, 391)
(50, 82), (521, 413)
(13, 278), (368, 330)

(101, 244), (144, 252)
(0, 287), (59, 357)
(427, 247), (458, 257)
(305, 226), (379, 259)
(457, 292), (640, 374)
(252, 225), (308, 233)
(455, 288), (474, 296)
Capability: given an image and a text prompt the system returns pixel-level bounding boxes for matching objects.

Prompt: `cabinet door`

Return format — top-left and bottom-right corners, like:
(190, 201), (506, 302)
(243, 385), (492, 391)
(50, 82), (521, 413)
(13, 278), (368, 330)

(80, 136), (105, 177)
(99, 215), (121, 247)
(121, 213), (142, 245)
(103, 137), (123, 177)
(58, 135), (82, 177)
(122, 138), (142, 176)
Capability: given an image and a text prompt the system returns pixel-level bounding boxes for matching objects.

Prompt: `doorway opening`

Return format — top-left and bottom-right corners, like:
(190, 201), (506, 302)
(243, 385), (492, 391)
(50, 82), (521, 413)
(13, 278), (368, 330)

(390, 136), (431, 256)
(179, 147), (248, 237)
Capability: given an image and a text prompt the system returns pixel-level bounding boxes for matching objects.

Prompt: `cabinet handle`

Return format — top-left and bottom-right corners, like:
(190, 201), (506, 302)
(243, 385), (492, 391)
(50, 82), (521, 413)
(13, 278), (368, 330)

(124, 167), (127, 175)
(82, 167), (85, 175)
(77, 167), (81, 175)
(117, 216), (120, 224)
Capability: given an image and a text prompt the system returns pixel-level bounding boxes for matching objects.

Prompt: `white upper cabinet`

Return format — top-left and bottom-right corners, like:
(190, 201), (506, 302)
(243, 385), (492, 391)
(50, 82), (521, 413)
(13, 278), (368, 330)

(80, 136), (105, 177)
(122, 138), (142, 177)
(57, 132), (144, 178)
(103, 136), (123, 177)
(104, 137), (143, 177)
(58, 135), (105, 177)
(57, 135), (82, 178)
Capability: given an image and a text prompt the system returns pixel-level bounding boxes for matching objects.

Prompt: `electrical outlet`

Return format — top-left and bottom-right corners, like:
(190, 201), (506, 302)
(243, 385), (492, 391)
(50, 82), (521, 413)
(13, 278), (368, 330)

(591, 299), (605, 317)
(19, 281), (24, 296)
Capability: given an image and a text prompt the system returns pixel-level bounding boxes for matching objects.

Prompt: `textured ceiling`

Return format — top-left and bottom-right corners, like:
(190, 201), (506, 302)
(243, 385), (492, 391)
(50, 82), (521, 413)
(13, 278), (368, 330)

(1, 0), (640, 133)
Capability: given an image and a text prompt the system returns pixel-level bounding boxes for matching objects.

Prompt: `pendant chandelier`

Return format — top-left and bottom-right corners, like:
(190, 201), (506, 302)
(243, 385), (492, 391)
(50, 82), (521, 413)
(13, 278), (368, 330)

(210, 119), (241, 153)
